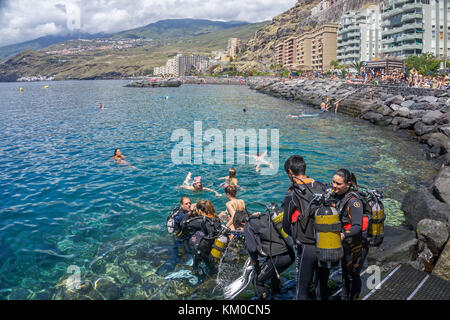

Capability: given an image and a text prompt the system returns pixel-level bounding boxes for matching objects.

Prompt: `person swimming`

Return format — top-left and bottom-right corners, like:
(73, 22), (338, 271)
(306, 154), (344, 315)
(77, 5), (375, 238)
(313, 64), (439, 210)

(109, 149), (135, 168)
(180, 172), (222, 197)
(245, 151), (274, 173)
(218, 168), (245, 191)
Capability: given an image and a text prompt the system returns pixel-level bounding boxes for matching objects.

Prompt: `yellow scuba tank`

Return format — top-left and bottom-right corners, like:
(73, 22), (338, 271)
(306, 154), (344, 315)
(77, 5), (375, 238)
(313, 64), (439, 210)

(210, 234), (229, 261)
(270, 208), (294, 252)
(315, 205), (343, 267)
(368, 200), (385, 247)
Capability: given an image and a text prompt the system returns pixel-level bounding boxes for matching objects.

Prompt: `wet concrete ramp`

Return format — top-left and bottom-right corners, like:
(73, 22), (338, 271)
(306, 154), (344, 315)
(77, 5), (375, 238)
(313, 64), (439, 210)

(362, 264), (450, 300)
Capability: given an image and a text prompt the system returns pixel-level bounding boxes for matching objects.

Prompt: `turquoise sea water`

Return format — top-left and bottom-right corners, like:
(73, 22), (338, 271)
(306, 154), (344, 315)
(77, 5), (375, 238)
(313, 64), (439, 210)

(0, 80), (437, 299)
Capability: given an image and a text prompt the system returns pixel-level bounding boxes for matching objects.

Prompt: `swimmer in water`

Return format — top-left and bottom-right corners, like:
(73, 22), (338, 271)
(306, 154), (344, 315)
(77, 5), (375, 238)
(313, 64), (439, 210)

(180, 172), (222, 197)
(99, 103), (106, 110)
(110, 149), (135, 168)
(218, 168), (245, 191)
(245, 151), (274, 173)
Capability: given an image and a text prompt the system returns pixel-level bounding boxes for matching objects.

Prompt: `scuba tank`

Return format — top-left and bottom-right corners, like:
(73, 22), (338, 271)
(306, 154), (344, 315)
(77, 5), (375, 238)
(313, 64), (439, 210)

(210, 232), (229, 261)
(269, 206), (294, 253)
(314, 204), (343, 268)
(365, 190), (385, 247)
(167, 207), (180, 234)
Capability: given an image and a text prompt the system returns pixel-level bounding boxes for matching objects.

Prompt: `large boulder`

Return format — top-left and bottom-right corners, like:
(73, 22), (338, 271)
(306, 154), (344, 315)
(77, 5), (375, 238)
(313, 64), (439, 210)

(391, 116), (408, 126)
(410, 102), (428, 110)
(399, 118), (419, 130)
(432, 241), (450, 282)
(416, 219), (449, 253)
(439, 125), (450, 138)
(367, 226), (417, 273)
(426, 132), (450, 154)
(419, 96), (438, 103)
(385, 95), (404, 106)
(401, 100), (415, 108)
(362, 111), (384, 123)
(392, 106), (410, 118)
(431, 165), (450, 205)
(414, 122), (437, 136)
(409, 110), (426, 119)
(422, 110), (444, 125)
(436, 112), (450, 125)
(401, 187), (450, 229)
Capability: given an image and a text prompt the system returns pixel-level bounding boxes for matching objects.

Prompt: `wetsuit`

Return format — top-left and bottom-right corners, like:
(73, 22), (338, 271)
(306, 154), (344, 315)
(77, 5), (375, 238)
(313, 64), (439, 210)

(244, 213), (294, 299)
(171, 207), (191, 259)
(181, 214), (222, 276)
(282, 178), (330, 300)
(335, 191), (368, 300)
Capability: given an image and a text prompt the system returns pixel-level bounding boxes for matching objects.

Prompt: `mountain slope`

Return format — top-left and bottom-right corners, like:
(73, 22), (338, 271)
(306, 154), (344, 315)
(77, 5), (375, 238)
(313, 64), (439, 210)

(234, 0), (381, 72)
(0, 32), (110, 60)
(0, 20), (268, 81)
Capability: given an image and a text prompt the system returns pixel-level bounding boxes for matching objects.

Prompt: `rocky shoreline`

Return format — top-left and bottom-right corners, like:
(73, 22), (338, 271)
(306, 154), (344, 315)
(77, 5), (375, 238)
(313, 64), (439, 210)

(248, 77), (450, 282)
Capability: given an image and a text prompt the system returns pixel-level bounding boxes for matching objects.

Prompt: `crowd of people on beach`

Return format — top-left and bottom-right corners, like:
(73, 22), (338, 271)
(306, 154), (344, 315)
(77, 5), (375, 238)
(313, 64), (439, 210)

(279, 66), (449, 90)
(164, 155), (384, 301)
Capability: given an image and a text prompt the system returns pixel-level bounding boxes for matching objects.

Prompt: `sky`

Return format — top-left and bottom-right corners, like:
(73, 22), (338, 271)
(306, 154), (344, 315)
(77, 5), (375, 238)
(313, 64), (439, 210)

(0, 0), (298, 47)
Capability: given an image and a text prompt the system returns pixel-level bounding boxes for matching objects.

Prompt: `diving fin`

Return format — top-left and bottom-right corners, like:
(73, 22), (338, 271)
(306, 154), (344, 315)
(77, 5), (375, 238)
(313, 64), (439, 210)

(223, 258), (255, 300)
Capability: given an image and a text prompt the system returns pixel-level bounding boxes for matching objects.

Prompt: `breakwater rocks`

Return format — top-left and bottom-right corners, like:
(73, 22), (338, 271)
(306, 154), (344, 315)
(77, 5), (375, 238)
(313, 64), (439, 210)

(125, 79), (182, 88)
(182, 77), (247, 85)
(248, 77), (450, 281)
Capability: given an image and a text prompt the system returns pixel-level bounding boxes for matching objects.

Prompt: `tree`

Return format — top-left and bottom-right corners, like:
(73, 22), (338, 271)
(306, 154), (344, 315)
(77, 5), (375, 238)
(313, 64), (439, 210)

(351, 61), (365, 76)
(405, 53), (440, 76)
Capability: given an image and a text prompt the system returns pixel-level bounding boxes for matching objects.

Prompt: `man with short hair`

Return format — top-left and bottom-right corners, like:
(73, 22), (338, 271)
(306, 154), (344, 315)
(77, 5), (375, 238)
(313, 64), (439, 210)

(157, 196), (193, 275)
(281, 155), (330, 300)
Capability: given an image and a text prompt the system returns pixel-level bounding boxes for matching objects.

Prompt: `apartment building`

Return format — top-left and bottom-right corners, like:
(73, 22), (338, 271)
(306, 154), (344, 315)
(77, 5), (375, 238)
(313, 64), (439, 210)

(297, 24), (339, 70)
(154, 54), (211, 77)
(337, 5), (382, 64)
(275, 37), (297, 69)
(381, 0), (449, 59)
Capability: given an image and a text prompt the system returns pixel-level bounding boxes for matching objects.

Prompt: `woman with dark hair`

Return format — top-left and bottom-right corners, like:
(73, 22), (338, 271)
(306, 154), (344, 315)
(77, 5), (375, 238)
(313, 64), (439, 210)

(181, 200), (222, 277)
(332, 168), (368, 300)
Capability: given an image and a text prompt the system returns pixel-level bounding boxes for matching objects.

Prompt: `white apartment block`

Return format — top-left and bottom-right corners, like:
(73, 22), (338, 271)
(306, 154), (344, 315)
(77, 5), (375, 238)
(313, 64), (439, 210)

(154, 53), (211, 77)
(337, 5), (382, 64)
(381, 0), (449, 59)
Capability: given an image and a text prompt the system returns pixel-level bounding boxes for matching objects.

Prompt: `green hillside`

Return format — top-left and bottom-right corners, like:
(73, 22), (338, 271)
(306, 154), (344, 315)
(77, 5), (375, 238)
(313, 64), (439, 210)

(0, 19), (268, 81)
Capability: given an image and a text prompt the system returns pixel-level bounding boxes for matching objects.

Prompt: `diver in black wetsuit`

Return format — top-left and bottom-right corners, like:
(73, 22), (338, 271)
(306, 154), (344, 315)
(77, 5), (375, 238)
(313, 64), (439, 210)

(332, 169), (368, 300)
(281, 155), (330, 300)
(181, 200), (222, 277)
(243, 209), (294, 299)
(157, 196), (193, 275)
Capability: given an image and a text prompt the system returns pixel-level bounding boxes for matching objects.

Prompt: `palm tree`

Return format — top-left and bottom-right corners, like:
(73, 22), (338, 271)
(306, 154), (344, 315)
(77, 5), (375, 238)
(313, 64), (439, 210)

(351, 61), (365, 76)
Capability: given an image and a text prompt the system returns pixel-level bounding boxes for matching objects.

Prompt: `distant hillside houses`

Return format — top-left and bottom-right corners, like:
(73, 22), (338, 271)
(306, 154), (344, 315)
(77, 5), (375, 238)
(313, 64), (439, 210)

(275, 0), (449, 71)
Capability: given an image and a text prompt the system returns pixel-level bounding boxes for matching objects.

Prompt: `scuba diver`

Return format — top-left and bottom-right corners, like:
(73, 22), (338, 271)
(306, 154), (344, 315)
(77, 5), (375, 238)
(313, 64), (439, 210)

(181, 200), (222, 278)
(332, 169), (369, 300)
(243, 205), (295, 299)
(281, 155), (331, 300)
(158, 197), (194, 275)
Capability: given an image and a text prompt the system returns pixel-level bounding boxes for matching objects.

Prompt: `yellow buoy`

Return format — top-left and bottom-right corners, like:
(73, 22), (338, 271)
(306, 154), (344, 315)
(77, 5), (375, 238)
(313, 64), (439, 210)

(45, 85), (49, 89)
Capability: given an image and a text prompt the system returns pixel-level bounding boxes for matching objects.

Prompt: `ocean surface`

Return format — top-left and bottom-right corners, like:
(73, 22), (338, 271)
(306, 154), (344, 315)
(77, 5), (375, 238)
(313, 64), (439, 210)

(0, 80), (437, 300)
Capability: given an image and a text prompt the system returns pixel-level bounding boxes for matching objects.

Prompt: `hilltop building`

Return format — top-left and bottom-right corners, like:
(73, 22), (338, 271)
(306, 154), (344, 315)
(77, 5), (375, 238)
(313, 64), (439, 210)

(381, 0), (449, 59)
(227, 38), (243, 59)
(337, 5), (382, 64)
(154, 53), (211, 77)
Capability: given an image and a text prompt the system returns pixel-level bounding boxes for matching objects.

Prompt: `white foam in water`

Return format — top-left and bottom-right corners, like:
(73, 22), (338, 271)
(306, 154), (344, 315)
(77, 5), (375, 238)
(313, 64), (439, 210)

(164, 269), (198, 285)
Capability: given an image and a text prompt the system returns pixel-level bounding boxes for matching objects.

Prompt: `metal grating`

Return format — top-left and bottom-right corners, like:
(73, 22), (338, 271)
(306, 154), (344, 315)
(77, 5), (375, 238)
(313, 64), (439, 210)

(363, 264), (450, 300)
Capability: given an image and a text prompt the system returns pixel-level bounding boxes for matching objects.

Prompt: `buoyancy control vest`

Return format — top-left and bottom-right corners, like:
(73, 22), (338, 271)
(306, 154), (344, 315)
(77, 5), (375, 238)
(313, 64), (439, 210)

(182, 215), (222, 257)
(247, 212), (290, 257)
(167, 206), (188, 238)
(291, 181), (326, 245)
(337, 190), (385, 247)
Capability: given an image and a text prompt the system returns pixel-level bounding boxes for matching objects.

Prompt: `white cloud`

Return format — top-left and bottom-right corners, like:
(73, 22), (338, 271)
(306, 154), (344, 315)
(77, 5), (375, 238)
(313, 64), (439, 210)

(0, 0), (298, 46)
